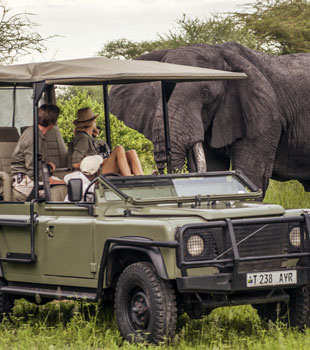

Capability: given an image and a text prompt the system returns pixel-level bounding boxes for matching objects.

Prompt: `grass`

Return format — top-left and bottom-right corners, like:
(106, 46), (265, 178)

(1, 302), (310, 350)
(264, 179), (310, 209)
(1, 179), (310, 349)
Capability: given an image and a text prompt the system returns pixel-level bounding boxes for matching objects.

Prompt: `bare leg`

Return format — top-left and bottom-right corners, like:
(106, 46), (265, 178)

(126, 150), (144, 175)
(101, 145), (132, 176)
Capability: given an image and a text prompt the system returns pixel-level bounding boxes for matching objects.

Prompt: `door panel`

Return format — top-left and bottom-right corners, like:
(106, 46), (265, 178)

(42, 216), (95, 279)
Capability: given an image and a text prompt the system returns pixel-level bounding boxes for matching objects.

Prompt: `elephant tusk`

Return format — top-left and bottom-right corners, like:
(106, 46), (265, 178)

(193, 142), (207, 172)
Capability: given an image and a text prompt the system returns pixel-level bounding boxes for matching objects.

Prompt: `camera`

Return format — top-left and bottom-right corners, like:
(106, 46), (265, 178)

(99, 143), (111, 159)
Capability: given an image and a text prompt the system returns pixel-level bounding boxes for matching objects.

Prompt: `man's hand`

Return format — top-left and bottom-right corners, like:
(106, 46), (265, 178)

(49, 176), (65, 185)
(47, 161), (56, 174)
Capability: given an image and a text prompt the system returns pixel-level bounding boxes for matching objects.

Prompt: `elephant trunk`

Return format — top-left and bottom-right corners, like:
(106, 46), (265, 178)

(153, 121), (206, 172)
(152, 85), (206, 173)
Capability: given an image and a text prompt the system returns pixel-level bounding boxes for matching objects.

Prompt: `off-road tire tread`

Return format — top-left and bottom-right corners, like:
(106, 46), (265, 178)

(115, 262), (177, 344)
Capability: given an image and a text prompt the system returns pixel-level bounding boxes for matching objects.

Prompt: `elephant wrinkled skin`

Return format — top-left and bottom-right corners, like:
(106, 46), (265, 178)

(110, 43), (310, 195)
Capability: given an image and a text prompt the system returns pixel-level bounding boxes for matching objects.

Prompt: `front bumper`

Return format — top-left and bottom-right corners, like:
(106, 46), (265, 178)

(176, 267), (310, 293)
(176, 214), (310, 295)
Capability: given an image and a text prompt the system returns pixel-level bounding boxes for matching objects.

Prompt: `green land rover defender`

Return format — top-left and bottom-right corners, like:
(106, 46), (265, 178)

(0, 58), (309, 344)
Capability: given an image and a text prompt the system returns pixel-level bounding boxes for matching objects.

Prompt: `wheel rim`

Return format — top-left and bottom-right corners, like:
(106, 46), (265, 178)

(127, 288), (150, 330)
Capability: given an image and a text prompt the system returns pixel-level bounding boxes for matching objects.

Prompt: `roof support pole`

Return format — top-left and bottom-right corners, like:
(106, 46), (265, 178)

(12, 84), (16, 127)
(103, 83), (111, 149)
(161, 81), (176, 174)
(33, 82), (45, 199)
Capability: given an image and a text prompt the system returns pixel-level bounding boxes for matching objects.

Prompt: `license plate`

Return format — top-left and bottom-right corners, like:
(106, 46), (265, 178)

(246, 270), (297, 288)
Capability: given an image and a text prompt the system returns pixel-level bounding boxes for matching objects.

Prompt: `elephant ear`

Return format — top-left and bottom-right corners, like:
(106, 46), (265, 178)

(210, 49), (280, 148)
(110, 81), (161, 141)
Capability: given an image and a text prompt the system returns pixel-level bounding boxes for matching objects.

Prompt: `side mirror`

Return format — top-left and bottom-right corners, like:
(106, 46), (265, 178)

(67, 178), (83, 202)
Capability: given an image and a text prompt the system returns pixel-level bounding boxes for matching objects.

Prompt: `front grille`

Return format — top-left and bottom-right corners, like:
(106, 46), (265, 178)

(181, 220), (308, 272)
(233, 223), (288, 257)
(231, 223), (288, 271)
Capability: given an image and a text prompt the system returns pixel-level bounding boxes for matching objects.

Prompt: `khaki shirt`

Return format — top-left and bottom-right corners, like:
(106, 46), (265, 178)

(71, 132), (101, 165)
(11, 126), (49, 180)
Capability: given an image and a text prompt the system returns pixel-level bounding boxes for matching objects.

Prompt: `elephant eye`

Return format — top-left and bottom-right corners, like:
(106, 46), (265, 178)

(201, 82), (223, 103)
(201, 87), (210, 98)
(201, 86), (216, 102)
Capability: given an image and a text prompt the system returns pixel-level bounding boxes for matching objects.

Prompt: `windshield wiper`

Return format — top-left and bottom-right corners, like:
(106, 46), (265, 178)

(191, 195), (202, 208)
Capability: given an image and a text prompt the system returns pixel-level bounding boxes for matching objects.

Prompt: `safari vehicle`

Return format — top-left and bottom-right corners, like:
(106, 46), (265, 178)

(0, 58), (310, 344)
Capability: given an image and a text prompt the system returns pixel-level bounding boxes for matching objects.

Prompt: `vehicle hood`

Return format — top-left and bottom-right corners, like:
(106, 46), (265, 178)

(104, 201), (285, 221)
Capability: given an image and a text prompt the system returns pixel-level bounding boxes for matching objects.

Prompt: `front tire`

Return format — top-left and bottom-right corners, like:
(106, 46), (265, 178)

(254, 286), (309, 328)
(115, 262), (177, 344)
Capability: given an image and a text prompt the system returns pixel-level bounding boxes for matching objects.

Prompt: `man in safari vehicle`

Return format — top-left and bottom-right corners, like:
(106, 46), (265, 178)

(11, 104), (61, 201)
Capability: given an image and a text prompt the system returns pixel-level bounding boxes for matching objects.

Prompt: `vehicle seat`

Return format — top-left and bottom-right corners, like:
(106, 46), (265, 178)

(21, 126), (70, 179)
(0, 127), (19, 175)
(66, 141), (74, 169)
(0, 127), (19, 201)
(45, 126), (68, 168)
(50, 185), (68, 201)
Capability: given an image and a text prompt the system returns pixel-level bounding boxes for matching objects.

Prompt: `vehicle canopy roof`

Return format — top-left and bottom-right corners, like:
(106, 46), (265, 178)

(0, 56), (247, 86)
(0, 57), (247, 199)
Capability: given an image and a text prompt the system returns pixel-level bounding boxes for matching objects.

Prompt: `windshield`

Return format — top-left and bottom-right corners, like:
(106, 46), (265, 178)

(103, 173), (254, 202)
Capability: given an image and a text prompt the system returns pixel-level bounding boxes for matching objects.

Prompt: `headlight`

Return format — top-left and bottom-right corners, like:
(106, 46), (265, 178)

(289, 226), (301, 248)
(187, 235), (204, 256)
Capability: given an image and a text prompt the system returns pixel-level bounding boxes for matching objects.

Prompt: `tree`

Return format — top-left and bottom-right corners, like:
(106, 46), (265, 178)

(232, 0), (310, 54)
(0, 2), (49, 64)
(98, 14), (262, 59)
(98, 0), (310, 59)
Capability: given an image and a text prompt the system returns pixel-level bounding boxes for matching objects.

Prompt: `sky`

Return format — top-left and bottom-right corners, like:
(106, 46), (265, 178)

(9, 0), (252, 63)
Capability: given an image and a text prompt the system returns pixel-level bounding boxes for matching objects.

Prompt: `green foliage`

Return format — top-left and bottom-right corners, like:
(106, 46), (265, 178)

(57, 89), (156, 173)
(157, 14), (262, 51)
(98, 38), (166, 60)
(264, 179), (310, 208)
(232, 0), (310, 54)
(57, 85), (104, 103)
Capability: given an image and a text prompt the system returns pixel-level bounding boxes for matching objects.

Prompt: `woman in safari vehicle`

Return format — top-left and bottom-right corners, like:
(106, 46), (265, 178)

(70, 107), (144, 176)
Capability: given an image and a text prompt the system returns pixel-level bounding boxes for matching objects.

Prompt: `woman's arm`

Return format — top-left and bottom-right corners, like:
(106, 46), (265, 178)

(71, 135), (91, 166)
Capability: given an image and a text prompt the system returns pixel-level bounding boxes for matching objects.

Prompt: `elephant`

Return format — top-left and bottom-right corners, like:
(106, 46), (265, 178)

(109, 42), (310, 195)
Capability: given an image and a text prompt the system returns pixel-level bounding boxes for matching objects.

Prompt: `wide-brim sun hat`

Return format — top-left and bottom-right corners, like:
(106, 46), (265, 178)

(80, 155), (103, 175)
(73, 107), (98, 127)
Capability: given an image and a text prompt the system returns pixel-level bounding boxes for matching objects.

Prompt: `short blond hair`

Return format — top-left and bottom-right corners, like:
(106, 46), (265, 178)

(74, 120), (95, 134)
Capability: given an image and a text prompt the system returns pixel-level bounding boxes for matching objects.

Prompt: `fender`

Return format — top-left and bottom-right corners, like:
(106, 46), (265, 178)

(95, 236), (178, 299)
(106, 244), (169, 284)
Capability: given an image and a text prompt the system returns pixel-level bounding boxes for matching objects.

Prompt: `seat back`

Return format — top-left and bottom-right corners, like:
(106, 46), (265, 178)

(45, 126), (68, 168)
(66, 141), (74, 169)
(0, 127), (19, 175)
(50, 185), (68, 201)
